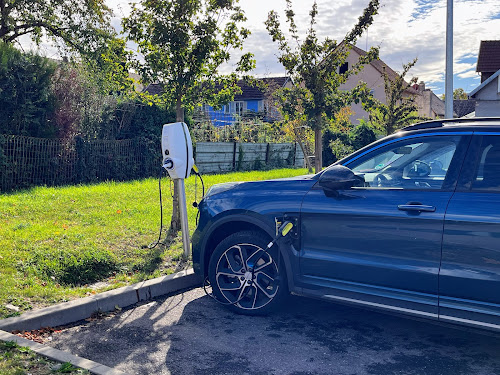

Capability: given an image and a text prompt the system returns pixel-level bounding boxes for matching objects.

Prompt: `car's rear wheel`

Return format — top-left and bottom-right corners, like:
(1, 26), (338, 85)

(208, 230), (287, 314)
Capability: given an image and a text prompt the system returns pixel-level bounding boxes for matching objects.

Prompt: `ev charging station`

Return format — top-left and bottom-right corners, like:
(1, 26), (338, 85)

(161, 122), (194, 258)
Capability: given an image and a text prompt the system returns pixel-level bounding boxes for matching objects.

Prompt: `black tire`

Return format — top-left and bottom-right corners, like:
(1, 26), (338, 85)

(208, 230), (288, 315)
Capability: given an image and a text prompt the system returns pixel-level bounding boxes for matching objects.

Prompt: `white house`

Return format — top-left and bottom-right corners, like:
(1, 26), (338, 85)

(340, 45), (444, 124)
(468, 40), (500, 117)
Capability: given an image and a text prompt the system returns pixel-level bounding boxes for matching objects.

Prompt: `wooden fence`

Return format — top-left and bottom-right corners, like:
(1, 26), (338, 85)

(195, 142), (304, 173)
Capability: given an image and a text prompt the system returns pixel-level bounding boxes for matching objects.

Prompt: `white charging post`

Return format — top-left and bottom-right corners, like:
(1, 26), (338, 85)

(161, 122), (194, 258)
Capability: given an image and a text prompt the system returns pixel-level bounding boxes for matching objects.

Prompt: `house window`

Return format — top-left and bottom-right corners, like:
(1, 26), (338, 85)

(339, 62), (349, 75)
(235, 101), (244, 116)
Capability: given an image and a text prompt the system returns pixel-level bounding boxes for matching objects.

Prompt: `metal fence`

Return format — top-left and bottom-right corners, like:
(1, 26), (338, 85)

(0, 135), (158, 192)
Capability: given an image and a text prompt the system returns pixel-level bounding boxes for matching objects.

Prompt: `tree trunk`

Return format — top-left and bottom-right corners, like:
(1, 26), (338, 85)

(292, 127), (313, 173)
(168, 97), (185, 236)
(314, 126), (322, 174)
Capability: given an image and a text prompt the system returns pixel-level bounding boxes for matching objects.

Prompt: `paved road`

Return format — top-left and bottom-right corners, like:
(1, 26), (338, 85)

(49, 288), (500, 375)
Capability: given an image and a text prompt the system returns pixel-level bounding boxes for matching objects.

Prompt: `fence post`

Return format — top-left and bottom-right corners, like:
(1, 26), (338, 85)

(232, 142), (237, 171)
(265, 143), (270, 165)
(75, 136), (85, 183)
(293, 142), (297, 167)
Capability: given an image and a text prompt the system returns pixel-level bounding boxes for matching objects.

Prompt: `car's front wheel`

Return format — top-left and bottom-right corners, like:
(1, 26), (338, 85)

(208, 230), (287, 314)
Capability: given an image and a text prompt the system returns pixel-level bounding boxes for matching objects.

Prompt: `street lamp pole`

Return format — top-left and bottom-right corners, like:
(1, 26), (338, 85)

(445, 0), (453, 118)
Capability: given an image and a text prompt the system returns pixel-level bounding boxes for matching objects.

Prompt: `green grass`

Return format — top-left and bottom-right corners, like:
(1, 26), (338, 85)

(0, 168), (308, 319)
(0, 341), (89, 374)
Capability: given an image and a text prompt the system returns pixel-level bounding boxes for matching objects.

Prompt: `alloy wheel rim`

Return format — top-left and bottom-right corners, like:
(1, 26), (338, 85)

(215, 243), (279, 310)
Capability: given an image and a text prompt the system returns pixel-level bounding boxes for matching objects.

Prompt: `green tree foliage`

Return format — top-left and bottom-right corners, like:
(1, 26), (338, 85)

(440, 88), (468, 100)
(0, 42), (56, 137)
(350, 119), (376, 150)
(266, 0), (380, 172)
(122, 0), (255, 122)
(0, 0), (114, 56)
(122, 0), (255, 235)
(322, 119), (376, 166)
(367, 58), (422, 135)
(113, 99), (177, 141)
(83, 37), (135, 96)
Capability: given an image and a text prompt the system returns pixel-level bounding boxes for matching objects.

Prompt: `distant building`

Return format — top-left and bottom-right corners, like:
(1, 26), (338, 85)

(469, 40), (500, 117)
(144, 77), (292, 126)
(339, 45), (444, 124)
(412, 81), (446, 119)
(476, 40), (500, 83)
(453, 99), (476, 118)
(195, 77), (292, 126)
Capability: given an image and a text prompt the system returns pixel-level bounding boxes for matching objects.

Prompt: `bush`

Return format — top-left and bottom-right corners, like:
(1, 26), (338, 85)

(322, 120), (377, 167)
(322, 129), (350, 166)
(114, 100), (177, 142)
(350, 120), (376, 150)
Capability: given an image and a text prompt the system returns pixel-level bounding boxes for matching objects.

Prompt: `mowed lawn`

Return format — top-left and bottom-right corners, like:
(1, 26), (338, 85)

(0, 168), (308, 319)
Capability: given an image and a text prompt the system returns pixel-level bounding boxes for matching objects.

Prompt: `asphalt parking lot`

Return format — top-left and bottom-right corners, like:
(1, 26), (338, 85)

(49, 288), (500, 375)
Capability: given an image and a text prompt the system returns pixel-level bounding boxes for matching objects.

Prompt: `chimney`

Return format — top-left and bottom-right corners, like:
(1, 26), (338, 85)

(418, 81), (426, 91)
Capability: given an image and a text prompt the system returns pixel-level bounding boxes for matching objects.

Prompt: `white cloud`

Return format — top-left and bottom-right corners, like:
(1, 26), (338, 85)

(19, 0), (500, 93)
(458, 69), (480, 79)
(236, 0), (500, 92)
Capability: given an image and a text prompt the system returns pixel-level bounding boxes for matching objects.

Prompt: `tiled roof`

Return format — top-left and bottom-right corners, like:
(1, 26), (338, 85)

(476, 40), (500, 73)
(143, 83), (164, 96)
(234, 77), (290, 100)
(350, 45), (420, 95)
(453, 99), (476, 117)
(143, 77), (290, 100)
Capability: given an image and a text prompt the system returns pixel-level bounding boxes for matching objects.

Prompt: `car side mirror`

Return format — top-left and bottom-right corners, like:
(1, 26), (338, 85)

(319, 165), (362, 193)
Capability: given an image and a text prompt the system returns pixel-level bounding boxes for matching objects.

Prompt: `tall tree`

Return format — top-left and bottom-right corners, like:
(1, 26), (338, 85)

(367, 58), (422, 135)
(0, 41), (56, 137)
(266, 0), (380, 172)
(123, 0), (254, 235)
(440, 88), (468, 101)
(0, 0), (114, 56)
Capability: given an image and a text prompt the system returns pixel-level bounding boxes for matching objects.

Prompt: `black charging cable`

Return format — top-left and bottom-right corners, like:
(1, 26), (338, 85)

(191, 167), (205, 226)
(149, 167), (167, 249)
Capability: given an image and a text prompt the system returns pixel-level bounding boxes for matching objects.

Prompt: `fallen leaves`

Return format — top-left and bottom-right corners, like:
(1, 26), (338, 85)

(13, 327), (62, 344)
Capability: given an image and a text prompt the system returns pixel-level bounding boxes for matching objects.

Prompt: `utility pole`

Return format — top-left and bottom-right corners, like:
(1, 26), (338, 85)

(445, 0), (453, 118)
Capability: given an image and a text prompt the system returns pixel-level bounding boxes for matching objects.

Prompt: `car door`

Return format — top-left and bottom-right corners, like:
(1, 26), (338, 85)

(299, 133), (470, 317)
(440, 133), (500, 330)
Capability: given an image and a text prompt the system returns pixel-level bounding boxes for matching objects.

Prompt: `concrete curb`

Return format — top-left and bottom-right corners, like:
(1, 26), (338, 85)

(0, 268), (202, 332)
(0, 268), (202, 374)
(0, 330), (124, 375)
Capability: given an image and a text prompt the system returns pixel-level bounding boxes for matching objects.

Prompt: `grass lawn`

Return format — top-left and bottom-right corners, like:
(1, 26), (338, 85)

(0, 168), (308, 320)
(0, 340), (89, 375)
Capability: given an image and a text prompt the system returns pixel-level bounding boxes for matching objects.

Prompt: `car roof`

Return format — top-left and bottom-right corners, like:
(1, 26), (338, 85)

(324, 117), (500, 177)
(401, 117), (500, 132)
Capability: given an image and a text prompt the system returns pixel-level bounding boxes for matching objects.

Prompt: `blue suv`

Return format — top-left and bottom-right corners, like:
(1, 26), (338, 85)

(192, 118), (500, 332)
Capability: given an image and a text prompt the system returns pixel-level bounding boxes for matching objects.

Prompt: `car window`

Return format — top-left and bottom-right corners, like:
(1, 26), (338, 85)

(347, 135), (461, 190)
(471, 136), (500, 192)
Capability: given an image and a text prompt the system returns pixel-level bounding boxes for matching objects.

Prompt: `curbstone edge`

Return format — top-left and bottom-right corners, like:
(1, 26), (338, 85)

(0, 268), (202, 332)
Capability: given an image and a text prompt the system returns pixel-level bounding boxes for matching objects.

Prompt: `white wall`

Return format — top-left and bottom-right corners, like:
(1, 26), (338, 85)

(339, 50), (386, 124)
(474, 76), (500, 117)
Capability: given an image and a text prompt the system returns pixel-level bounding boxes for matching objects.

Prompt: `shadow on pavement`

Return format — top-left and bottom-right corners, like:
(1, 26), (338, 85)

(50, 289), (500, 375)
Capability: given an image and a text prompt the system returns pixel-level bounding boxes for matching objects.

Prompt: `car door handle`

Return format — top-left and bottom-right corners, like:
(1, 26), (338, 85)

(398, 203), (436, 212)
